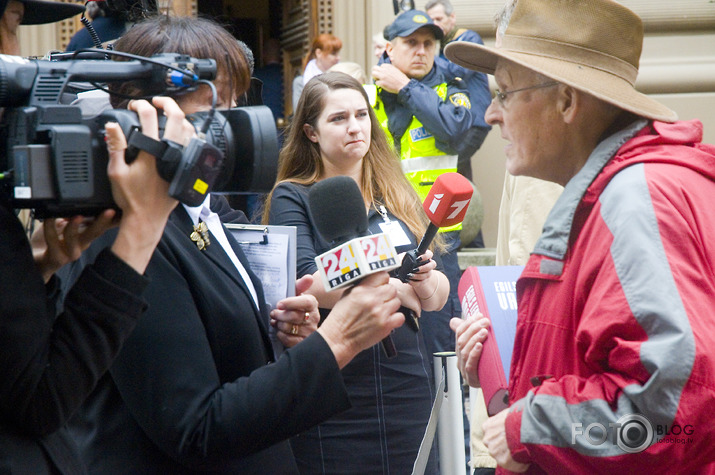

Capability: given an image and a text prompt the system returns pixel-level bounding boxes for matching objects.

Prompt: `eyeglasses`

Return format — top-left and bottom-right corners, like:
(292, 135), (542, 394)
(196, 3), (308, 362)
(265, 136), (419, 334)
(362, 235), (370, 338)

(493, 82), (559, 107)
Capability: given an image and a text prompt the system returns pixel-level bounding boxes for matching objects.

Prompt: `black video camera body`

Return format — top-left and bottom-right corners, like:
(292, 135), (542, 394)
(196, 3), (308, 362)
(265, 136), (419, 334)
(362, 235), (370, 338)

(0, 52), (278, 217)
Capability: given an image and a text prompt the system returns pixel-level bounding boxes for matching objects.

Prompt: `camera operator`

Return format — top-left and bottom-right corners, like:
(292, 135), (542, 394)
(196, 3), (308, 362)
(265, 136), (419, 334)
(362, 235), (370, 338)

(0, 92), (187, 473)
(0, 3), (190, 473)
(59, 15), (405, 474)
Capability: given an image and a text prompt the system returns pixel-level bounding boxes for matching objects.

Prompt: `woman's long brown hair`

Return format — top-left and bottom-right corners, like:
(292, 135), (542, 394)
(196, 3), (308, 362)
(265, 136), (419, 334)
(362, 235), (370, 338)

(263, 72), (441, 250)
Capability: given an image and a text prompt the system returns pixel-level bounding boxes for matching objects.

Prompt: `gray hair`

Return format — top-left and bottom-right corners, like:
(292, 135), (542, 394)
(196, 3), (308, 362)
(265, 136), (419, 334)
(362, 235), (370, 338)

(495, 0), (518, 40)
(424, 0), (453, 15)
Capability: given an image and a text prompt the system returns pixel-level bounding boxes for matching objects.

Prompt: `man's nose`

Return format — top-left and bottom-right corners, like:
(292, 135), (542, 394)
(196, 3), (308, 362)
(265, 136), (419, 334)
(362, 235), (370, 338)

(484, 100), (501, 125)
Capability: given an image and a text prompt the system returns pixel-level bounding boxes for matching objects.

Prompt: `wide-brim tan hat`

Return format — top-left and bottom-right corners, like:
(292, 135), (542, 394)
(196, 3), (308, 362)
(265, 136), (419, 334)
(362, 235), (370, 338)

(444, 0), (677, 123)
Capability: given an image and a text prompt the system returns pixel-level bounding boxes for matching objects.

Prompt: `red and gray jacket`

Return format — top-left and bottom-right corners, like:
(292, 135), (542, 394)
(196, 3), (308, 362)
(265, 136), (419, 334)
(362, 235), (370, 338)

(503, 119), (715, 474)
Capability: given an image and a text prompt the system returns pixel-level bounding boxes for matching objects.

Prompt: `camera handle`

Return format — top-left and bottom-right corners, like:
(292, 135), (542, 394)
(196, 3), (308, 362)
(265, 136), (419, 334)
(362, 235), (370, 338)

(126, 130), (223, 206)
(126, 130), (183, 171)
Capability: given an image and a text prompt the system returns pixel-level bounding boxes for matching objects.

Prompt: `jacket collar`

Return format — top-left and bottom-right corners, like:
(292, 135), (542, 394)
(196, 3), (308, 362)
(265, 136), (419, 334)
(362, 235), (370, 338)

(533, 119), (648, 261)
(172, 200), (267, 324)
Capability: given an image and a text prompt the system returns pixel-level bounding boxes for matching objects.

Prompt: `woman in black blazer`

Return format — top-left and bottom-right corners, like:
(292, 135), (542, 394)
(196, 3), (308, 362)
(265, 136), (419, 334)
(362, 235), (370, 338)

(61, 16), (404, 474)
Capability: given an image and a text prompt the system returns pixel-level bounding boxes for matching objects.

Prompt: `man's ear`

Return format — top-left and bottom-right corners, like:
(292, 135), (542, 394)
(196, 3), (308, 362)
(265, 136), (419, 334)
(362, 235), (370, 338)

(557, 85), (578, 124)
(385, 41), (394, 61)
(303, 123), (318, 143)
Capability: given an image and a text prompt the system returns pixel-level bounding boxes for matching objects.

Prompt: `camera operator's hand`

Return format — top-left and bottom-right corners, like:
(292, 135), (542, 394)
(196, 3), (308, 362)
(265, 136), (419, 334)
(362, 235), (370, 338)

(107, 97), (193, 274)
(31, 213), (116, 283)
(317, 271), (404, 369)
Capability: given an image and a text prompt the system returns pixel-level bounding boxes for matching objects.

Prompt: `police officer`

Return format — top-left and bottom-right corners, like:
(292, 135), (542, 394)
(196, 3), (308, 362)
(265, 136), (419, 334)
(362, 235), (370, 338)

(370, 9), (490, 356)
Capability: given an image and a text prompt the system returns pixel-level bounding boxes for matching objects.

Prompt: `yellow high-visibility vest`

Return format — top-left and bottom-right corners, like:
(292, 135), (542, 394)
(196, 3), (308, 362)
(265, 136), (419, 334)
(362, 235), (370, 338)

(366, 84), (461, 232)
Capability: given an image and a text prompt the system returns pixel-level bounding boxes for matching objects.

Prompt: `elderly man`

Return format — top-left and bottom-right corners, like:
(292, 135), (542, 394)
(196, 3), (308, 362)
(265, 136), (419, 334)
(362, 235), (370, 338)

(371, 9), (491, 361)
(448, 0), (715, 473)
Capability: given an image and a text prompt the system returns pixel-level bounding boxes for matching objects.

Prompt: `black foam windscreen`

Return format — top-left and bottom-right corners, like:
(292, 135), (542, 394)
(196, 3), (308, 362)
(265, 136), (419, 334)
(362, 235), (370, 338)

(308, 176), (368, 245)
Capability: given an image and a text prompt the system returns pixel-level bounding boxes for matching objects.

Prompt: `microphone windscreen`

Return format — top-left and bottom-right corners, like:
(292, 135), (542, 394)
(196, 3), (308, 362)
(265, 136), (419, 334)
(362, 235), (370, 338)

(308, 176), (368, 244)
(423, 172), (473, 228)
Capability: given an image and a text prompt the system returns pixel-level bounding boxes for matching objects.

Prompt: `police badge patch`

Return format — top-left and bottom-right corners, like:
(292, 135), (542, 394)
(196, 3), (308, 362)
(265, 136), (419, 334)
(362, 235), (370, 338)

(449, 92), (472, 109)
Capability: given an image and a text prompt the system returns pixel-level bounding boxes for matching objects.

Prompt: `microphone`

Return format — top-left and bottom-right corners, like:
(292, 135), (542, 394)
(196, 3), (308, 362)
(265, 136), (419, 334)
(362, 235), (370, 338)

(395, 172), (474, 284)
(308, 176), (401, 358)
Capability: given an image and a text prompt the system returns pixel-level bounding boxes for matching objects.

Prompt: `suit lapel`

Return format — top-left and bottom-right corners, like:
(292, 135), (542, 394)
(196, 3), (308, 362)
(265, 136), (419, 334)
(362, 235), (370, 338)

(173, 208), (270, 340)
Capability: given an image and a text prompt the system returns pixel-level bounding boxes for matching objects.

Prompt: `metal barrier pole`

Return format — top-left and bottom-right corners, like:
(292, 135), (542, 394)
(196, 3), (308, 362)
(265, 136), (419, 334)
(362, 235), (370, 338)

(433, 351), (466, 475)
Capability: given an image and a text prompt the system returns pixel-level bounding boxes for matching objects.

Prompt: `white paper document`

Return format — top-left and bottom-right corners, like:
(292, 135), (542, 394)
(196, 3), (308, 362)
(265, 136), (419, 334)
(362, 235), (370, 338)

(226, 224), (297, 356)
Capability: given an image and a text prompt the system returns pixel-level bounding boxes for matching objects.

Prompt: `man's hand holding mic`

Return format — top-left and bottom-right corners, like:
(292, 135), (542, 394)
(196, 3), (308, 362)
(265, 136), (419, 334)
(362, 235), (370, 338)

(269, 264), (404, 369)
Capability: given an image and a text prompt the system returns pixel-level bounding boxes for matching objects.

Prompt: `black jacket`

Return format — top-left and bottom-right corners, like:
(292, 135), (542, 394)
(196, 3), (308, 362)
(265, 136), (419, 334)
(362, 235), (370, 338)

(64, 195), (351, 473)
(0, 200), (149, 474)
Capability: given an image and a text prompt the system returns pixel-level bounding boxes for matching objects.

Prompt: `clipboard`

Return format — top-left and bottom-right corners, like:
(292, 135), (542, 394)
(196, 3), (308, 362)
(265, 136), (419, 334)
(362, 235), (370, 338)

(226, 224), (297, 357)
(225, 224), (297, 306)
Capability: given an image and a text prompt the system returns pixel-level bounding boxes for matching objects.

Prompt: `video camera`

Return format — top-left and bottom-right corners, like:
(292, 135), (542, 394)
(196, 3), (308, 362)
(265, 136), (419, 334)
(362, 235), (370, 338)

(0, 51), (279, 218)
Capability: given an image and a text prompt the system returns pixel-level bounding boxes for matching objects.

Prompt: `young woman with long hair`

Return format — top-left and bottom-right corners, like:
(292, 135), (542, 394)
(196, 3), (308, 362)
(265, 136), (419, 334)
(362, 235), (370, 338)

(264, 71), (447, 474)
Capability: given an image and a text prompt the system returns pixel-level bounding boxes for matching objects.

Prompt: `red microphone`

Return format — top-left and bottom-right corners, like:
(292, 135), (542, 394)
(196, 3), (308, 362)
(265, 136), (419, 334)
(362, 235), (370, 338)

(418, 172), (473, 255)
(395, 172), (473, 282)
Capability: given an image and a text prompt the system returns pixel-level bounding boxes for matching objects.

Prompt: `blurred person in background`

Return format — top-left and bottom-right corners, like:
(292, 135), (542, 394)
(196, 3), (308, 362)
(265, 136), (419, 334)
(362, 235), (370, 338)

(292, 33), (342, 112)
(328, 61), (366, 84)
(67, 1), (126, 51)
(0, 0), (83, 55)
(253, 37), (284, 123)
(372, 30), (387, 60)
(425, 0), (484, 60)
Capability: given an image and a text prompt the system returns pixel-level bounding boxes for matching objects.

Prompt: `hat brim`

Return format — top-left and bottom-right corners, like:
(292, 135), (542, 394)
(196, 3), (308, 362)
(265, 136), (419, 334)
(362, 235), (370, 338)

(20, 1), (85, 25)
(445, 41), (677, 123)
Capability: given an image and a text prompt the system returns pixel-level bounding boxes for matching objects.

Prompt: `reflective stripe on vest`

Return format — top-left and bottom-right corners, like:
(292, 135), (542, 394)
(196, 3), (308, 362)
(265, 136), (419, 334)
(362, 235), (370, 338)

(367, 83), (462, 232)
(401, 155), (458, 174)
